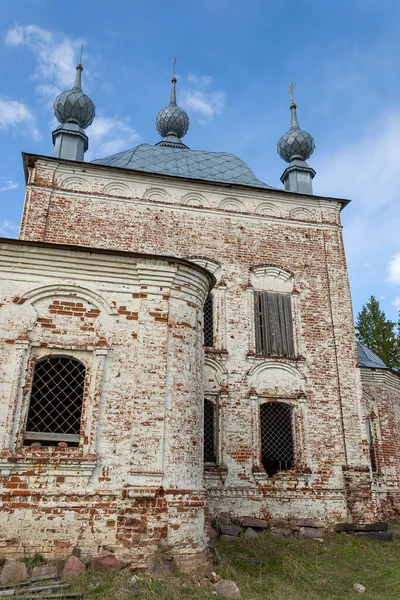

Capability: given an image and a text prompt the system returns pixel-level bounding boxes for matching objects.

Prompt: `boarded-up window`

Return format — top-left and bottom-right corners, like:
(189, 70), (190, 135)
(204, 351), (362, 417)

(204, 293), (214, 347)
(254, 291), (294, 356)
(260, 402), (294, 476)
(365, 417), (377, 472)
(204, 398), (217, 463)
(24, 355), (85, 447)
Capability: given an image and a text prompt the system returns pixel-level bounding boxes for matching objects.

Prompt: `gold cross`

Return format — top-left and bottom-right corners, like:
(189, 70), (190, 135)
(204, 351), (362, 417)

(288, 82), (296, 104)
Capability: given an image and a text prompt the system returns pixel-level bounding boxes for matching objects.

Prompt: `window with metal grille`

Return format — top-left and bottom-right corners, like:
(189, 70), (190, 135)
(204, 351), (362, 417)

(254, 291), (295, 357)
(204, 293), (214, 347)
(204, 398), (217, 463)
(24, 355), (86, 447)
(365, 417), (377, 472)
(260, 402), (294, 476)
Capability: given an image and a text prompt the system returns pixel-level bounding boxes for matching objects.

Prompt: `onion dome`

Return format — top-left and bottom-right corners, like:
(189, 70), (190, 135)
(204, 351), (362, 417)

(53, 64), (95, 129)
(156, 75), (190, 147)
(277, 101), (315, 163)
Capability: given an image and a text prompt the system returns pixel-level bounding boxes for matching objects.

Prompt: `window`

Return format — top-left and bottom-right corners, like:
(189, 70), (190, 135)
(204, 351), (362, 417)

(365, 417), (377, 472)
(260, 402), (294, 476)
(254, 291), (294, 357)
(204, 398), (217, 464)
(24, 355), (86, 447)
(204, 293), (214, 347)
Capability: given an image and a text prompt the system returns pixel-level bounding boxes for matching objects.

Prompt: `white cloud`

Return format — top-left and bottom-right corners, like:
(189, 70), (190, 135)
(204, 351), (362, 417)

(0, 98), (41, 140)
(0, 178), (19, 192)
(0, 220), (19, 238)
(181, 73), (226, 123)
(393, 297), (400, 310)
(388, 254), (400, 285)
(5, 25), (82, 95)
(5, 24), (140, 156)
(86, 116), (140, 160)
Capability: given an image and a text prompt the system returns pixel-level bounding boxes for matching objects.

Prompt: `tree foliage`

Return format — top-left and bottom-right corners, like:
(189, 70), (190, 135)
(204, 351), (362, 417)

(355, 296), (400, 371)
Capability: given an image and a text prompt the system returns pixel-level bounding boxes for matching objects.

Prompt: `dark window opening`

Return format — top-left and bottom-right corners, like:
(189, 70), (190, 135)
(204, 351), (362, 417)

(366, 417), (377, 472)
(260, 402), (294, 476)
(254, 291), (295, 357)
(23, 355), (85, 447)
(204, 293), (214, 347)
(204, 398), (217, 463)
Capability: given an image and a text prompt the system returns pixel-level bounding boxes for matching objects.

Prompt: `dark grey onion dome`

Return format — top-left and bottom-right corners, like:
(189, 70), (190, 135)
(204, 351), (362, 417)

(53, 64), (95, 129)
(277, 102), (315, 163)
(156, 76), (189, 146)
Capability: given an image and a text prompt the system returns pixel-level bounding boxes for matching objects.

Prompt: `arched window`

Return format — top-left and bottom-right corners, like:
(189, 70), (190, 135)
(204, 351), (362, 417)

(204, 398), (217, 464)
(204, 293), (214, 347)
(260, 402), (294, 476)
(24, 355), (86, 447)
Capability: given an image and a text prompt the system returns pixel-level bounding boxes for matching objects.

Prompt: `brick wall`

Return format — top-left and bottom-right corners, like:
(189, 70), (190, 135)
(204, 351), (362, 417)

(16, 156), (377, 525)
(0, 239), (211, 569)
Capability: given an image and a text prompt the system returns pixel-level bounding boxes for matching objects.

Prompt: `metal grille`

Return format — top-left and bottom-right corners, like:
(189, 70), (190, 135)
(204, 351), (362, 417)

(204, 293), (214, 347)
(204, 399), (217, 463)
(260, 402), (294, 476)
(366, 418), (377, 472)
(254, 291), (294, 357)
(24, 355), (85, 444)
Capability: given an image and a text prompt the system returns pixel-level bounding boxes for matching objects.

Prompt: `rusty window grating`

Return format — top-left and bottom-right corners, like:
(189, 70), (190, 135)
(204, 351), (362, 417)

(260, 402), (294, 476)
(365, 417), (377, 472)
(204, 293), (214, 347)
(24, 355), (85, 446)
(254, 291), (295, 357)
(204, 398), (217, 463)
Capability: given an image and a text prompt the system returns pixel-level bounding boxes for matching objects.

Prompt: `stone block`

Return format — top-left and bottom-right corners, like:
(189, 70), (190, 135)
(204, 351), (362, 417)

(61, 556), (86, 578)
(146, 554), (175, 577)
(31, 565), (58, 579)
(220, 525), (241, 537)
(295, 519), (324, 528)
(271, 528), (293, 538)
(240, 518), (269, 529)
(243, 527), (258, 538)
(354, 531), (392, 541)
(0, 562), (28, 584)
(213, 579), (240, 598)
(90, 554), (127, 572)
(300, 527), (324, 539)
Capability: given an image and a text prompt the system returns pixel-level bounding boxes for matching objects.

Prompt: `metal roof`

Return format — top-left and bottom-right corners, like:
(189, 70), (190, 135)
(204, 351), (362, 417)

(91, 143), (272, 188)
(357, 341), (388, 369)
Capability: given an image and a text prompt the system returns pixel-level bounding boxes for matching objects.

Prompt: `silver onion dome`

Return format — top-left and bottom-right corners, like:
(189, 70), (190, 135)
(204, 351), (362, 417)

(277, 102), (315, 163)
(156, 76), (189, 141)
(53, 64), (95, 129)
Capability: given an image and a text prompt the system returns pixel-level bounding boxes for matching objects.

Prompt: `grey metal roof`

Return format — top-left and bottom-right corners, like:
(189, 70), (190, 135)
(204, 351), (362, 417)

(357, 341), (388, 369)
(92, 143), (271, 188)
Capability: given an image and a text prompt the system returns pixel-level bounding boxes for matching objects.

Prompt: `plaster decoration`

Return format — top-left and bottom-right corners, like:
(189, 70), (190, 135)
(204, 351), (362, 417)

(290, 206), (316, 221)
(219, 197), (245, 212)
(21, 283), (118, 316)
(250, 265), (293, 293)
(188, 257), (221, 277)
(204, 356), (228, 393)
(59, 176), (91, 193)
(248, 361), (305, 395)
(142, 187), (171, 202)
(182, 192), (209, 208)
(103, 181), (133, 198)
(255, 202), (281, 217)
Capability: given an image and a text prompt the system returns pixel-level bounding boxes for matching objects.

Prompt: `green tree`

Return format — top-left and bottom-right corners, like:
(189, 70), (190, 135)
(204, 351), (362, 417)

(355, 296), (400, 371)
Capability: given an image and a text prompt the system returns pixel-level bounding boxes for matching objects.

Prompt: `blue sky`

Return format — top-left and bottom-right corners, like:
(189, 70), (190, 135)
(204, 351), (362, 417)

(0, 0), (400, 321)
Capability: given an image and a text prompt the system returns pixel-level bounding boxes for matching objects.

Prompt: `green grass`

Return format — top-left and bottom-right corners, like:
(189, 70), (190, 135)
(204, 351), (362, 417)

(70, 529), (400, 600)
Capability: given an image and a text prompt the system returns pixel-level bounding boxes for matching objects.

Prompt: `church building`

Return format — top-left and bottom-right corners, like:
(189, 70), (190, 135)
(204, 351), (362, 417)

(0, 62), (399, 570)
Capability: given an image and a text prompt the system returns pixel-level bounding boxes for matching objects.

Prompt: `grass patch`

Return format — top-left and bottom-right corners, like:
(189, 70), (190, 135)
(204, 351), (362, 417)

(69, 531), (400, 599)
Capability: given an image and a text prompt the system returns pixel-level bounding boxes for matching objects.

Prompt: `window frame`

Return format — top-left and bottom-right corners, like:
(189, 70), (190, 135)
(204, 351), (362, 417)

(203, 394), (220, 467)
(254, 291), (295, 357)
(23, 354), (86, 446)
(259, 400), (295, 476)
